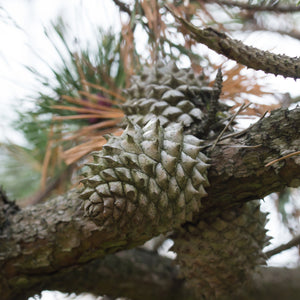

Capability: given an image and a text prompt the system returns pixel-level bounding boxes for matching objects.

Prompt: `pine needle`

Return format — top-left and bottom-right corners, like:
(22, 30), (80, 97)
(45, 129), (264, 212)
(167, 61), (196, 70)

(62, 130), (123, 165)
(51, 105), (115, 115)
(53, 112), (124, 120)
(61, 95), (122, 111)
(56, 119), (123, 142)
(265, 151), (300, 167)
(82, 80), (126, 102)
(210, 102), (251, 151)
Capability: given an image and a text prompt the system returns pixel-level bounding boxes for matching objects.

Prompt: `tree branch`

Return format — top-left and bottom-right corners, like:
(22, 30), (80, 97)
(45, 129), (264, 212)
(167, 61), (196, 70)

(17, 248), (192, 300)
(166, 5), (300, 79)
(14, 248), (300, 300)
(0, 190), (158, 300)
(112, 0), (132, 16)
(201, 107), (300, 216)
(265, 234), (300, 258)
(1, 108), (300, 299)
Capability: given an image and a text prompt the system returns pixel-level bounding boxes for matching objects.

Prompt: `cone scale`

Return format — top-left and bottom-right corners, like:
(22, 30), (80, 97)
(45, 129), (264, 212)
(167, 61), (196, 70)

(173, 201), (270, 299)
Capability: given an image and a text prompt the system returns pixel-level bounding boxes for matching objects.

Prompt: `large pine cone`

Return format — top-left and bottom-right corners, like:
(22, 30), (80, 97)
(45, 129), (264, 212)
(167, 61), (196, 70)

(80, 119), (209, 235)
(173, 201), (270, 299)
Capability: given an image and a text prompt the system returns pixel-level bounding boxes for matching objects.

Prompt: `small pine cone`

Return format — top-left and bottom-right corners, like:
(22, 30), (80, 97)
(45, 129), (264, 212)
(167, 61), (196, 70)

(122, 61), (231, 137)
(80, 119), (210, 235)
(173, 201), (270, 299)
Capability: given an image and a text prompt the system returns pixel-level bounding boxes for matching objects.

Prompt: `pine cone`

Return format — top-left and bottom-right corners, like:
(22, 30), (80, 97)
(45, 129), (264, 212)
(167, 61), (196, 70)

(80, 118), (209, 235)
(173, 201), (270, 299)
(123, 61), (230, 138)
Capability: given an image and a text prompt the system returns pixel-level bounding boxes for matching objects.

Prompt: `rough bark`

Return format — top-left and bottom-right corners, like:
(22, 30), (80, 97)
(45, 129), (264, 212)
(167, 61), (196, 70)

(13, 248), (300, 300)
(0, 108), (300, 299)
(202, 107), (300, 217)
(167, 6), (300, 79)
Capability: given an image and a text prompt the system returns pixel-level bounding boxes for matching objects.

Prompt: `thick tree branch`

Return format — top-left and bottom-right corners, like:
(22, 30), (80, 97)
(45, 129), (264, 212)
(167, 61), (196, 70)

(0, 190), (158, 300)
(15, 248), (300, 300)
(167, 6), (300, 79)
(1, 108), (300, 299)
(15, 249), (190, 300)
(204, 108), (300, 215)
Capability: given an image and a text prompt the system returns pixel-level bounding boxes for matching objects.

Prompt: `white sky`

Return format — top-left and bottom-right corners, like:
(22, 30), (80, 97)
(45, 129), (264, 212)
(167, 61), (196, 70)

(0, 1), (300, 299)
(0, 0), (120, 144)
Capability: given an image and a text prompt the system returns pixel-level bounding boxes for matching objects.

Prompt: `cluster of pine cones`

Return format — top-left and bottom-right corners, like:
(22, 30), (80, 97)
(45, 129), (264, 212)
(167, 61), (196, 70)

(80, 62), (269, 299)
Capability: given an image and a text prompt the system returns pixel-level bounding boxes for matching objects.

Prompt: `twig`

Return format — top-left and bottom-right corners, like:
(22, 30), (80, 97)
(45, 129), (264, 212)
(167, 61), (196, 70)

(24, 166), (73, 206)
(265, 234), (300, 258)
(221, 144), (262, 148)
(165, 5), (300, 79)
(210, 102), (250, 151)
(203, 111), (268, 149)
(219, 110), (268, 140)
(265, 150), (300, 167)
(112, 0), (132, 16)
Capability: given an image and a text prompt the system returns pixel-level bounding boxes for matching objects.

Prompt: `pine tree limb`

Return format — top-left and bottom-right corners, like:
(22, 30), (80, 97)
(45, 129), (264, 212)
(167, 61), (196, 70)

(166, 5), (300, 79)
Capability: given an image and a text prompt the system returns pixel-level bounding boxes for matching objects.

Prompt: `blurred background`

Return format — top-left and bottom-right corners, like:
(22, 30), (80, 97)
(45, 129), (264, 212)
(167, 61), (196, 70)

(0, 1), (300, 299)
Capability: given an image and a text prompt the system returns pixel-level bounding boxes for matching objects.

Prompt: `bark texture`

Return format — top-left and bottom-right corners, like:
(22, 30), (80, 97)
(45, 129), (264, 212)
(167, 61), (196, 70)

(0, 108), (300, 299)
(167, 6), (300, 79)
(203, 108), (300, 217)
(12, 248), (300, 300)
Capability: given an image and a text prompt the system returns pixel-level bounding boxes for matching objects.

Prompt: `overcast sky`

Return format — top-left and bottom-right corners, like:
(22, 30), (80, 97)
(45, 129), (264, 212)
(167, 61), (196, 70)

(0, 0), (120, 144)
